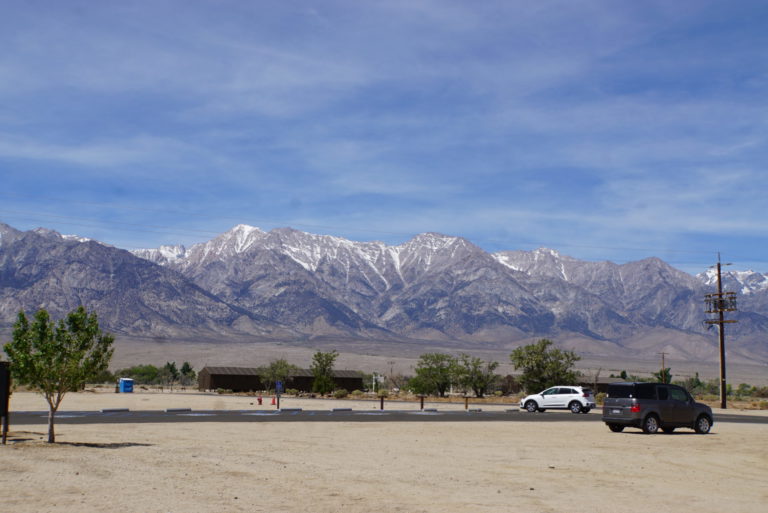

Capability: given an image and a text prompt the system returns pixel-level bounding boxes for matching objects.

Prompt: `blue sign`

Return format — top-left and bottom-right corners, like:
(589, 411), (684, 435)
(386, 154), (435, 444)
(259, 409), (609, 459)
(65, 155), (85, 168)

(276, 381), (284, 395)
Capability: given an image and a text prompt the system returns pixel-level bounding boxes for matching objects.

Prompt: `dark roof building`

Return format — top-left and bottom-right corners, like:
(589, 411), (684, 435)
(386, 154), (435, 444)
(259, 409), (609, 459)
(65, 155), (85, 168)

(198, 366), (365, 393)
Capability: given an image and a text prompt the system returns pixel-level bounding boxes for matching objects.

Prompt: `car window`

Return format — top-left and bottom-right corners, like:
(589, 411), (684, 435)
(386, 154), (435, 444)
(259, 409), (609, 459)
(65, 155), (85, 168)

(558, 388), (574, 394)
(582, 388), (593, 395)
(636, 383), (657, 400)
(669, 388), (687, 402)
(657, 386), (669, 400)
(607, 385), (633, 398)
(542, 388), (557, 396)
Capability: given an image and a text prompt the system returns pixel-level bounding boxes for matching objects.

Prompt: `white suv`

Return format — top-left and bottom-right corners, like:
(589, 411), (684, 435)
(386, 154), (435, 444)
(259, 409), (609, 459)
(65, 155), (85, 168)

(520, 386), (596, 414)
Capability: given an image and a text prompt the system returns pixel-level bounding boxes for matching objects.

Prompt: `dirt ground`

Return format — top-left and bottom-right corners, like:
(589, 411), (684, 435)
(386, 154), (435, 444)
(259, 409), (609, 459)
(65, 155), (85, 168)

(2, 391), (767, 513)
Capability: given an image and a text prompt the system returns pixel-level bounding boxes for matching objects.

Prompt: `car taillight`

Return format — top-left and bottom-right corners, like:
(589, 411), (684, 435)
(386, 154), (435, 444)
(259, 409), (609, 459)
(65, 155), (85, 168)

(583, 393), (589, 397)
(630, 404), (641, 413)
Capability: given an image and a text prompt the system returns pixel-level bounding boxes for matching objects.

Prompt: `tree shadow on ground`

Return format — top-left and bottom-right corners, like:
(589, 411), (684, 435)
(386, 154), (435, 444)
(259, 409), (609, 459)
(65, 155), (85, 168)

(58, 441), (154, 449)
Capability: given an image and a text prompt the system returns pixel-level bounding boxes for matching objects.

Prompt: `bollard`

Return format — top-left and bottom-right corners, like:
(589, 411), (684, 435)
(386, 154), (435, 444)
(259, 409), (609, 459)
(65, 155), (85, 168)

(420, 395), (425, 410)
(380, 396), (384, 410)
(464, 396), (469, 410)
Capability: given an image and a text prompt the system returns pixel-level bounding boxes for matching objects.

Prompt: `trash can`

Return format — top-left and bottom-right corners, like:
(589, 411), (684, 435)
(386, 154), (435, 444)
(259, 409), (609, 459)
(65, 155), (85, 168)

(118, 378), (134, 393)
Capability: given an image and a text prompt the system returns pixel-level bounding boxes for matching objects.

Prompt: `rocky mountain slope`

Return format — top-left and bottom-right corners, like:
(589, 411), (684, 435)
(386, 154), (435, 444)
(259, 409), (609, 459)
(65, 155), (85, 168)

(2, 222), (766, 363)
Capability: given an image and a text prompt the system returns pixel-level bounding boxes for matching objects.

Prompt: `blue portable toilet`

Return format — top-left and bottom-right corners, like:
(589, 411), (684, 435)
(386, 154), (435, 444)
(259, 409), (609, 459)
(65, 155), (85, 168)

(118, 378), (134, 393)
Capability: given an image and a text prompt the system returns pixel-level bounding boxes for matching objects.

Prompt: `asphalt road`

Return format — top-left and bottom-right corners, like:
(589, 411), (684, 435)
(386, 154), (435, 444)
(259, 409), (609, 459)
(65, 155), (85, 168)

(6, 409), (767, 425)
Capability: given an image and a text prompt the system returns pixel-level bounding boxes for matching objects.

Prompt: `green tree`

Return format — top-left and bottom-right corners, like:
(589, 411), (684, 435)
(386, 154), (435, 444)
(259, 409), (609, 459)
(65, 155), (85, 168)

(411, 353), (458, 397)
(116, 364), (160, 384)
(652, 367), (672, 384)
(310, 350), (339, 395)
(509, 339), (580, 394)
(259, 358), (298, 392)
(455, 353), (499, 398)
(180, 361), (196, 387)
(158, 361), (180, 390)
(3, 307), (114, 443)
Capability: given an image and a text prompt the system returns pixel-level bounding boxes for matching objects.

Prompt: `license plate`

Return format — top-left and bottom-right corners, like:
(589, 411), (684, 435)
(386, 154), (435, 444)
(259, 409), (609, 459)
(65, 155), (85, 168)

(611, 409), (621, 414)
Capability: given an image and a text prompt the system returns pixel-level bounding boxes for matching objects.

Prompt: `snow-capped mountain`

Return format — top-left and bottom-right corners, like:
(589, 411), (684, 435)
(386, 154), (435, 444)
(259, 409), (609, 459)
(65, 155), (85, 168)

(698, 268), (768, 295)
(2, 221), (766, 363)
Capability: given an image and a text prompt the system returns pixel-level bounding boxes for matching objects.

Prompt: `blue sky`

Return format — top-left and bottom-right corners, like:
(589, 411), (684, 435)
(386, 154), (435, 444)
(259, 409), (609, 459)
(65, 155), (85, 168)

(1, 0), (766, 274)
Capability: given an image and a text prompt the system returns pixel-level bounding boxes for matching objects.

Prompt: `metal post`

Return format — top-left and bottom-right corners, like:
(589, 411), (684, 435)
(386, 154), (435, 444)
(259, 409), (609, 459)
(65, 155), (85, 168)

(1, 362), (10, 445)
(419, 395), (424, 410)
(717, 261), (727, 410)
(464, 396), (469, 410)
(380, 396), (384, 410)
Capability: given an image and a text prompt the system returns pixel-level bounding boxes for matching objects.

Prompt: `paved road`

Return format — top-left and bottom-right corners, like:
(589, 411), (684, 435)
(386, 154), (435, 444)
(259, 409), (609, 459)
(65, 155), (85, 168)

(7, 409), (767, 425)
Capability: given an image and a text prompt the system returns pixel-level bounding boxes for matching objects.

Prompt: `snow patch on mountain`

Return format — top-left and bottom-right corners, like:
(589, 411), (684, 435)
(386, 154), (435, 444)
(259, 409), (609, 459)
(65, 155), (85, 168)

(698, 269), (768, 295)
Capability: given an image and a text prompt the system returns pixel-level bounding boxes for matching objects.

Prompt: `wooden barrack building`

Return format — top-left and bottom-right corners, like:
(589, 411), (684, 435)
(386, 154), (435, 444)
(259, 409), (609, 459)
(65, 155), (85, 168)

(198, 366), (365, 393)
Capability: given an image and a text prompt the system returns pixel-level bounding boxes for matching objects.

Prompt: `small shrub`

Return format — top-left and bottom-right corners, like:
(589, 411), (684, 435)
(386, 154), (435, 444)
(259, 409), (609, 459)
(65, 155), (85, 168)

(377, 389), (389, 398)
(285, 388), (300, 396)
(493, 390), (503, 397)
(216, 388), (232, 394)
(596, 392), (606, 405)
(350, 389), (364, 397)
(759, 401), (768, 410)
(333, 389), (349, 399)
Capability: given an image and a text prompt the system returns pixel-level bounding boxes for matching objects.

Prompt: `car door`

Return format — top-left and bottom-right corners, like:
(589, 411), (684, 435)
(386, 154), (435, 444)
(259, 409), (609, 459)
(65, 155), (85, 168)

(656, 385), (674, 423)
(668, 386), (695, 425)
(540, 387), (560, 408)
(555, 387), (576, 408)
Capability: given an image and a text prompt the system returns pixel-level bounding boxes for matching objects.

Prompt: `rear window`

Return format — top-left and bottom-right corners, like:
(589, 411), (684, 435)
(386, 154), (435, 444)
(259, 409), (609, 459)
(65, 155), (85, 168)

(607, 384), (634, 398)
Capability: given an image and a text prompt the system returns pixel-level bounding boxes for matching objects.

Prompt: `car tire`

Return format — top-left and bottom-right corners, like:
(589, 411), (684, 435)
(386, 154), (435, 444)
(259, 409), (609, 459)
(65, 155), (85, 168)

(581, 407), (591, 414)
(642, 414), (660, 434)
(608, 423), (624, 432)
(569, 401), (583, 414)
(694, 415), (712, 434)
(661, 426), (676, 433)
(525, 400), (538, 413)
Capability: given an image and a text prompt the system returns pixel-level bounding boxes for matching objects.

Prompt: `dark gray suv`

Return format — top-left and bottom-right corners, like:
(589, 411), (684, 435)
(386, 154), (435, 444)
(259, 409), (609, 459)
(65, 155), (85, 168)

(602, 382), (714, 434)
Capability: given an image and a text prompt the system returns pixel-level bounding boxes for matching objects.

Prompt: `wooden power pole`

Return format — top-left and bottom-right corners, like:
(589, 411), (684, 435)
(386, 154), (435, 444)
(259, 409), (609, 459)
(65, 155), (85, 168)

(704, 254), (738, 409)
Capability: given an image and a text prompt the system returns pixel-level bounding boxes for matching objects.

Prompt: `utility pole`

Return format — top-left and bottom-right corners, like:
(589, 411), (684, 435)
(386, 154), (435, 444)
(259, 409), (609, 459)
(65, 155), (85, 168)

(704, 253), (738, 410)
(657, 352), (668, 383)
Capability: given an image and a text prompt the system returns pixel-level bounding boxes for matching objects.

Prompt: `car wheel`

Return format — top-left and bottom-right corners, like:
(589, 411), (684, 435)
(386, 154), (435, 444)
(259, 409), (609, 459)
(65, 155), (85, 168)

(694, 415), (712, 434)
(608, 423), (624, 433)
(525, 400), (538, 413)
(642, 414), (660, 434)
(581, 407), (591, 414)
(569, 401), (583, 414)
(661, 426), (676, 433)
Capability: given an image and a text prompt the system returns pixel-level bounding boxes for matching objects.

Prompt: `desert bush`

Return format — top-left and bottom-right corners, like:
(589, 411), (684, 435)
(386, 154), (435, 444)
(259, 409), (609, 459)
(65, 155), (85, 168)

(377, 389), (389, 398)
(333, 389), (349, 399)
(758, 401), (768, 410)
(350, 389), (364, 397)
(216, 388), (232, 394)
(285, 388), (300, 396)
(596, 392), (606, 405)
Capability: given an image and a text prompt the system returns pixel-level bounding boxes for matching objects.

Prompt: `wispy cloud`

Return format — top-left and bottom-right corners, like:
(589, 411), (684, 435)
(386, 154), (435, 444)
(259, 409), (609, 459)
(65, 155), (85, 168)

(0, 0), (766, 273)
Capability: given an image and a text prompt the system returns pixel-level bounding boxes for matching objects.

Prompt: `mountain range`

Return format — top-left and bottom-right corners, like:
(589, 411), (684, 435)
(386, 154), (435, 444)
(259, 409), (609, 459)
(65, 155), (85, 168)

(1, 222), (766, 364)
